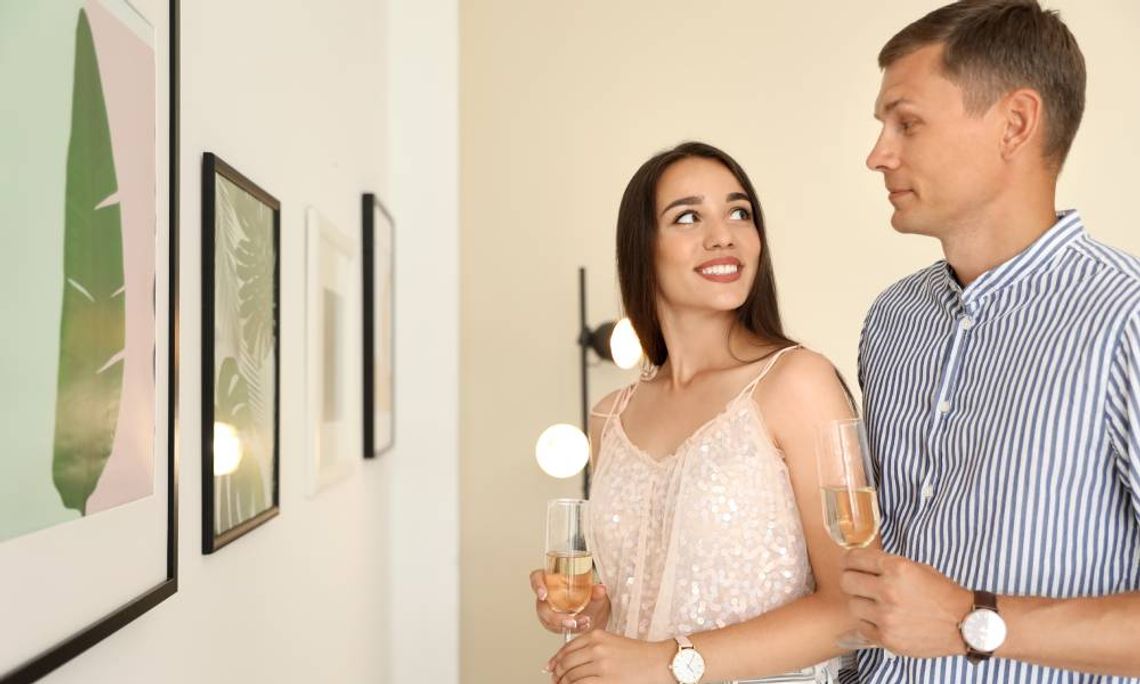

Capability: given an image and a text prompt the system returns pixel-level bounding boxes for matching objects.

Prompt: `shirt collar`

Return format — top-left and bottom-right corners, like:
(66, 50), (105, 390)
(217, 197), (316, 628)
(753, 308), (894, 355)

(938, 210), (1087, 310)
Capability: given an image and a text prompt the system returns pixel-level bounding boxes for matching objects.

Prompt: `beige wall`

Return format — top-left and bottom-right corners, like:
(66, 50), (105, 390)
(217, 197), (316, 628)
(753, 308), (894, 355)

(460, 1), (1140, 682)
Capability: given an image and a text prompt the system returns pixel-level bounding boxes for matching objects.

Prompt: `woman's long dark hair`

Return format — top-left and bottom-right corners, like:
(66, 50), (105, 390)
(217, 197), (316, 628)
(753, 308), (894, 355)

(617, 141), (796, 367)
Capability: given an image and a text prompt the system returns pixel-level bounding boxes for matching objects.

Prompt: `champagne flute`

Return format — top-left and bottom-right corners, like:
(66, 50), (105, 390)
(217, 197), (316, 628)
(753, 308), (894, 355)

(544, 498), (594, 644)
(817, 417), (880, 649)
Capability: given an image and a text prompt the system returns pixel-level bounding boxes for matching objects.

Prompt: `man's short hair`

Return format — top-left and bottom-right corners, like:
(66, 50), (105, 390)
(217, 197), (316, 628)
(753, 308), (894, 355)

(880, 0), (1086, 170)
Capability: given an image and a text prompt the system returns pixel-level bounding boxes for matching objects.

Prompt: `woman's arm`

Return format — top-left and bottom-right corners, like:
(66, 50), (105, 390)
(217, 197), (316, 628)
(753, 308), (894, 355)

(684, 349), (866, 678)
(531, 391), (621, 636)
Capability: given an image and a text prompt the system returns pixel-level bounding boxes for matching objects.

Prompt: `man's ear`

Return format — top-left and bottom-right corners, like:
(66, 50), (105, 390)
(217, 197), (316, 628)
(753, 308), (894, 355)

(1000, 88), (1045, 162)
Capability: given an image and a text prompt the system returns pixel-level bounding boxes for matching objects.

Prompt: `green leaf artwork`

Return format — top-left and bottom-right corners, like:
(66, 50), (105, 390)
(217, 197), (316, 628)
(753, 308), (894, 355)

(213, 175), (275, 535)
(214, 357), (266, 532)
(51, 9), (126, 515)
(236, 214), (274, 364)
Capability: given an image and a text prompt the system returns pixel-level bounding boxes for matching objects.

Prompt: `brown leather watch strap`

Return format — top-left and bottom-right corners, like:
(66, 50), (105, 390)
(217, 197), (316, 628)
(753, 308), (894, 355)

(974, 590), (997, 612)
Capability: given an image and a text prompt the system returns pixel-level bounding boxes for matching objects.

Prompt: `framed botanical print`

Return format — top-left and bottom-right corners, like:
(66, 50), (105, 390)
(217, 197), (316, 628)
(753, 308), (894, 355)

(201, 153), (280, 554)
(362, 193), (394, 458)
(0, 0), (178, 679)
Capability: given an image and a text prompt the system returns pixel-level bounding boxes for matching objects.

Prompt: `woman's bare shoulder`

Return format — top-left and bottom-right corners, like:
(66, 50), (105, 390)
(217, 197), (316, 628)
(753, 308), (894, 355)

(591, 388), (626, 418)
(759, 347), (853, 410)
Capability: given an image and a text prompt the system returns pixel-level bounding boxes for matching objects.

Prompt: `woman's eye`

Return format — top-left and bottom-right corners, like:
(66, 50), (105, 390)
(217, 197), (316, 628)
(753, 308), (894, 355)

(675, 211), (697, 225)
(730, 207), (751, 220)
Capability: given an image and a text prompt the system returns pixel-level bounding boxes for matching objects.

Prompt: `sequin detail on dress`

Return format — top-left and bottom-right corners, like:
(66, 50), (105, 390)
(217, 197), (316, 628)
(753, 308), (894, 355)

(589, 346), (815, 641)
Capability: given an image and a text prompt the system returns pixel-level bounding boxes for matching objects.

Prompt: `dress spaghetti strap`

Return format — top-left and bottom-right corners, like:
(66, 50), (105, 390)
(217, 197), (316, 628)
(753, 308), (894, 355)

(587, 383), (638, 436)
(739, 344), (802, 399)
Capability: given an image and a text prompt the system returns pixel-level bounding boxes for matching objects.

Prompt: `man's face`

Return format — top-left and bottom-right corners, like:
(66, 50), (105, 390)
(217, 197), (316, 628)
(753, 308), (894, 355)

(867, 43), (1006, 237)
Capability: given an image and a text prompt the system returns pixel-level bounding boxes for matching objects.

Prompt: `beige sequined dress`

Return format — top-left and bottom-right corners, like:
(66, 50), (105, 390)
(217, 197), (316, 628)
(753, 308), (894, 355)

(589, 345), (816, 641)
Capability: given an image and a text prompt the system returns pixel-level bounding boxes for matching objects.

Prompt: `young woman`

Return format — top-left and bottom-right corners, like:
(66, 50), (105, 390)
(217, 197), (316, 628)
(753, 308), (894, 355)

(530, 142), (865, 683)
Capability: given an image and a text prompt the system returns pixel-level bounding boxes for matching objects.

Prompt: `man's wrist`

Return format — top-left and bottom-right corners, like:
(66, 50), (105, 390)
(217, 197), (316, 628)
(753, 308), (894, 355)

(988, 594), (1052, 661)
(950, 585), (974, 656)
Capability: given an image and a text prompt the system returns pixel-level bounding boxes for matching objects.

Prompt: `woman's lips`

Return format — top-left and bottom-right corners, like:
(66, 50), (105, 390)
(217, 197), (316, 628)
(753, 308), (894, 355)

(695, 259), (742, 283)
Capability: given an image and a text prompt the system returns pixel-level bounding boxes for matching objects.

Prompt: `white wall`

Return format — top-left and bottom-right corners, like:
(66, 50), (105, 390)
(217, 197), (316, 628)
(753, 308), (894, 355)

(387, 0), (460, 681)
(41, 0), (460, 682)
(459, 1), (1140, 682)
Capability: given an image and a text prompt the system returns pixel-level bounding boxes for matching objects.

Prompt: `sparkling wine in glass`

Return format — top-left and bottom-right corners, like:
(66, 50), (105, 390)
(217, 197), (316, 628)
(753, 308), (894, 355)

(544, 498), (594, 643)
(818, 417), (880, 649)
(822, 484), (880, 549)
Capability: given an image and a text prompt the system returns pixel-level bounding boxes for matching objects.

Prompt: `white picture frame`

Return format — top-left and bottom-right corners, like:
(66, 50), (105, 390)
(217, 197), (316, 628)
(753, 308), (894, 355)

(305, 208), (361, 496)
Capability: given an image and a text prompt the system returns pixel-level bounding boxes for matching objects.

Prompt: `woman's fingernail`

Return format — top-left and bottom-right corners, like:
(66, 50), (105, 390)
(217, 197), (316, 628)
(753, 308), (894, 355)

(580, 617), (591, 630)
(537, 587), (547, 601)
(562, 618), (577, 630)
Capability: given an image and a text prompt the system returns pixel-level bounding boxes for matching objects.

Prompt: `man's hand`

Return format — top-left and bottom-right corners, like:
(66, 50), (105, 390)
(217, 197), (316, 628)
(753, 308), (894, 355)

(840, 548), (974, 657)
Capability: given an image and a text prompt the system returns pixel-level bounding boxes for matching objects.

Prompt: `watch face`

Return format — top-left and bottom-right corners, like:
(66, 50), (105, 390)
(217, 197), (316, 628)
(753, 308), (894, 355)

(671, 648), (706, 684)
(962, 608), (1007, 653)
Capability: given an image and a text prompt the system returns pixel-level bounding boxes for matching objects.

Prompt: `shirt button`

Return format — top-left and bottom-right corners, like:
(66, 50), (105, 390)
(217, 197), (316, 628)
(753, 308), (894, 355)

(960, 316), (974, 330)
(938, 400), (951, 414)
(921, 484), (935, 500)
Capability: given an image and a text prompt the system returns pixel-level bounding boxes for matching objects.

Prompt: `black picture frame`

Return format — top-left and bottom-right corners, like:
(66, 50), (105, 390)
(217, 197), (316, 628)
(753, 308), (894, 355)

(0, 1), (180, 681)
(201, 153), (281, 554)
(362, 193), (395, 459)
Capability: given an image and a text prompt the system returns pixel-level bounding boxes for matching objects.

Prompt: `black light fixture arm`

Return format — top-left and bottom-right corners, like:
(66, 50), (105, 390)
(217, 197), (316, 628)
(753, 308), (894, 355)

(578, 267), (591, 499)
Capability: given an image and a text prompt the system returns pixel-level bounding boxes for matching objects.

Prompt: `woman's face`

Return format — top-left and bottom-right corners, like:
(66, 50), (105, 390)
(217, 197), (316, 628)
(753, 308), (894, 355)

(653, 157), (761, 317)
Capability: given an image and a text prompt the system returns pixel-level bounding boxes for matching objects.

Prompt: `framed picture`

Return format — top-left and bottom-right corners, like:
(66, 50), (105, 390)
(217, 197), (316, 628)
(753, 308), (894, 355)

(362, 193), (394, 458)
(0, 0), (179, 679)
(306, 208), (361, 493)
(201, 153), (280, 554)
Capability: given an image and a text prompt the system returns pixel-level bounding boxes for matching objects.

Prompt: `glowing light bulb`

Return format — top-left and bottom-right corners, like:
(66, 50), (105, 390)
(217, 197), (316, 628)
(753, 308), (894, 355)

(609, 318), (643, 370)
(535, 423), (590, 478)
(213, 422), (244, 476)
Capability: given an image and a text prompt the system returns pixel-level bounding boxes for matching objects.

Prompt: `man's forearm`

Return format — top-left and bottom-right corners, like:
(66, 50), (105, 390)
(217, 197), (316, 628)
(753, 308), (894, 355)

(998, 591), (1140, 677)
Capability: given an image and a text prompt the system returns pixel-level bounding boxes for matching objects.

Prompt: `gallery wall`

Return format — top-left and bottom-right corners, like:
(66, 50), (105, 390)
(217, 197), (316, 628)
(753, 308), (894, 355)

(2, 0), (460, 681)
(458, 1), (1140, 681)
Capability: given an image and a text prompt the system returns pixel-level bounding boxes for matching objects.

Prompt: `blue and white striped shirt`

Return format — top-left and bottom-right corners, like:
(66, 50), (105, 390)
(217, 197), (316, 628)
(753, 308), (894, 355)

(853, 211), (1140, 683)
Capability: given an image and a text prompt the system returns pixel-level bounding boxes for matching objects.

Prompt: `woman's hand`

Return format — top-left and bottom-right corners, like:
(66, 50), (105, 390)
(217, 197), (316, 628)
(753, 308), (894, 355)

(530, 569), (610, 634)
(546, 630), (675, 683)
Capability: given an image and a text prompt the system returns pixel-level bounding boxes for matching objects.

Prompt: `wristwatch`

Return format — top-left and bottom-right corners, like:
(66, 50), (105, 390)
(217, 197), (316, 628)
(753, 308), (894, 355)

(960, 590), (1007, 664)
(669, 635), (706, 684)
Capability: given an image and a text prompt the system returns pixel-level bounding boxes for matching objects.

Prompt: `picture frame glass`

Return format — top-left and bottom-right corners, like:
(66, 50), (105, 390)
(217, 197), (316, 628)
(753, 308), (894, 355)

(210, 172), (278, 539)
(370, 199), (394, 456)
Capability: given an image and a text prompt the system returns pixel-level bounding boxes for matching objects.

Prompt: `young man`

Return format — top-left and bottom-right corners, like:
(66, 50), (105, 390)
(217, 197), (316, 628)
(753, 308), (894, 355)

(844, 1), (1140, 682)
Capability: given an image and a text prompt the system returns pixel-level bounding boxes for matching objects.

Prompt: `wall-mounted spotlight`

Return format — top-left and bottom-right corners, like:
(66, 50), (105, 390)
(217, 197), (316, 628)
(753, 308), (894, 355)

(582, 317), (642, 371)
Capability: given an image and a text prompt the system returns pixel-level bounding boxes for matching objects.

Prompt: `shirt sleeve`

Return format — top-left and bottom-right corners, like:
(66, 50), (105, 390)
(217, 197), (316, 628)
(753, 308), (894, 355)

(857, 297), (880, 395)
(1106, 308), (1140, 525)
